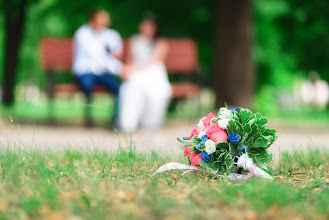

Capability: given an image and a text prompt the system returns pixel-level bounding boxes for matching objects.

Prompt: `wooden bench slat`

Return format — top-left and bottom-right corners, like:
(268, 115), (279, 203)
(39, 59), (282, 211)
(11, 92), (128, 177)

(54, 84), (109, 94)
(171, 83), (200, 98)
(54, 83), (200, 99)
(41, 38), (199, 73)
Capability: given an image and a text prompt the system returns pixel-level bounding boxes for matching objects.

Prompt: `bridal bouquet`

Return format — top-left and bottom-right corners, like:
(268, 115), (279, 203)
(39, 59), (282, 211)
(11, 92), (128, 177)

(153, 105), (277, 180)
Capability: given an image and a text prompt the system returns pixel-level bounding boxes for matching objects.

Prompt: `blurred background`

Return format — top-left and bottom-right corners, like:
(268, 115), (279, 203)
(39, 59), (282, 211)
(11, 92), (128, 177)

(1, 0), (329, 127)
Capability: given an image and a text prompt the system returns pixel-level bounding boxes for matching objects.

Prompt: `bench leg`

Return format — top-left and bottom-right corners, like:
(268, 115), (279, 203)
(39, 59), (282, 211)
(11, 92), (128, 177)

(47, 99), (55, 124)
(84, 96), (93, 127)
(46, 69), (55, 124)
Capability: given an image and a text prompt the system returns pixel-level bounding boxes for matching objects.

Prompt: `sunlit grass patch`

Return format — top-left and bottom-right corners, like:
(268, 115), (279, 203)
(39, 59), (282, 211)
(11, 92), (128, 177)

(0, 147), (328, 219)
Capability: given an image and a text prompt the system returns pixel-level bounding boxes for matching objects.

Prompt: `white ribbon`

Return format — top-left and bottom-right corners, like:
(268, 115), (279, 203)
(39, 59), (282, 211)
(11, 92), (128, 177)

(152, 162), (199, 175)
(152, 154), (273, 180)
(236, 154), (274, 180)
(152, 162), (254, 181)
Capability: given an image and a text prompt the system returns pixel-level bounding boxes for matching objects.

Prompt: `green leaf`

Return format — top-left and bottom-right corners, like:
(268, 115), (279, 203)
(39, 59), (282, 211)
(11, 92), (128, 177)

(228, 143), (238, 157)
(255, 113), (262, 119)
(243, 123), (252, 133)
(235, 121), (243, 133)
(81, 195), (90, 208)
(249, 137), (266, 148)
(233, 113), (240, 121)
(216, 150), (229, 161)
(248, 148), (273, 162)
(224, 153), (234, 169)
(240, 109), (253, 124)
(263, 129), (276, 135)
(257, 133), (276, 147)
(190, 136), (202, 146)
(258, 117), (268, 126)
(227, 120), (236, 134)
(199, 159), (215, 170)
(211, 118), (220, 124)
(177, 138), (190, 145)
(247, 114), (256, 124)
(216, 141), (229, 150)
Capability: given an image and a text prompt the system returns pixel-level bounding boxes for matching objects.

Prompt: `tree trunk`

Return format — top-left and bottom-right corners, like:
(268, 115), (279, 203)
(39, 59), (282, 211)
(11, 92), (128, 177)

(2, 0), (26, 105)
(213, 0), (254, 108)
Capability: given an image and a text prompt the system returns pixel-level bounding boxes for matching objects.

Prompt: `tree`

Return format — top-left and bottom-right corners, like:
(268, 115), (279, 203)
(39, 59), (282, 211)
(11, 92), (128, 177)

(213, 0), (254, 108)
(2, 0), (28, 105)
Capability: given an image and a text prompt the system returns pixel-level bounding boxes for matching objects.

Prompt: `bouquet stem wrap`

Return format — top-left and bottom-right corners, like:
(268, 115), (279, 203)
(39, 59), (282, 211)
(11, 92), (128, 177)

(236, 154), (274, 180)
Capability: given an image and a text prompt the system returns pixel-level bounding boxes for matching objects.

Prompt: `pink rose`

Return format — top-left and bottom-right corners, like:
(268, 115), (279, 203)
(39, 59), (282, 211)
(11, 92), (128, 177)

(184, 146), (194, 157)
(202, 112), (216, 128)
(205, 123), (228, 142)
(189, 127), (201, 139)
(189, 153), (202, 166)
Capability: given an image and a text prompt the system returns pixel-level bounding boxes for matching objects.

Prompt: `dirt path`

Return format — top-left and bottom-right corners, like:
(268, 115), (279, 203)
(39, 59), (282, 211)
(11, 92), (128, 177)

(1, 120), (329, 159)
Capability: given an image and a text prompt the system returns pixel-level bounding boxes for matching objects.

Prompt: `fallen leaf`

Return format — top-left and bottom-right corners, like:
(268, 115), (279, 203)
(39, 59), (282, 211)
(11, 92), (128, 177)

(245, 210), (258, 220)
(67, 216), (84, 220)
(117, 191), (135, 201)
(57, 190), (79, 201)
(99, 181), (108, 188)
(0, 199), (8, 212)
(267, 205), (279, 215)
(313, 187), (322, 192)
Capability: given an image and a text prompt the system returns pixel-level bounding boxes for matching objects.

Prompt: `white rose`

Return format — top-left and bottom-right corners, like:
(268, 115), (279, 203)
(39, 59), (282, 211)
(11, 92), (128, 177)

(198, 130), (206, 139)
(197, 117), (206, 130)
(205, 139), (216, 154)
(219, 108), (232, 120)
(217, 119), (230, 130)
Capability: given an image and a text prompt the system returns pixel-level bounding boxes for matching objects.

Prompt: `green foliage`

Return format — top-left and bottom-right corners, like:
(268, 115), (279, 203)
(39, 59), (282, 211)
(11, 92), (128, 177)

(0, 0), (214, 86)
(253, 0), (329, 89)
(2, 0), (329, 92)
(228, 108), (277, 173)
(180, 107), (277, 174)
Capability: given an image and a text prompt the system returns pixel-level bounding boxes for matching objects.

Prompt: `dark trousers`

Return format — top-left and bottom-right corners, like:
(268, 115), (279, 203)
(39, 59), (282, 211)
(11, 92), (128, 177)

(77, 73), (121, 122)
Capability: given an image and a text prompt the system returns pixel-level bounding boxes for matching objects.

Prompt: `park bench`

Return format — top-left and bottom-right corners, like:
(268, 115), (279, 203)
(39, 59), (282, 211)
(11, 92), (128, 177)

(40, 37), (201, 126)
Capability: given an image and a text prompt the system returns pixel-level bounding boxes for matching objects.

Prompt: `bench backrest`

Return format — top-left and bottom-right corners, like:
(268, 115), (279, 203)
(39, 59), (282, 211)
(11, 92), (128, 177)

(40, 37), (198, 74)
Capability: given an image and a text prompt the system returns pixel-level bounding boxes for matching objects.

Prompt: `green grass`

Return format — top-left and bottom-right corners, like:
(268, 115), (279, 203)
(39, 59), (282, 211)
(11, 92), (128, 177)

(0, 94), (115, 124)
(0, 146), (328, 219)
(0, 95), (209, 125)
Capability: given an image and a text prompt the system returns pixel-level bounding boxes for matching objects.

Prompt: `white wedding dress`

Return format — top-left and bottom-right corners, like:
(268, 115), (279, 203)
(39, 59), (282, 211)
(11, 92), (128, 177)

(118, 35), (172, 132)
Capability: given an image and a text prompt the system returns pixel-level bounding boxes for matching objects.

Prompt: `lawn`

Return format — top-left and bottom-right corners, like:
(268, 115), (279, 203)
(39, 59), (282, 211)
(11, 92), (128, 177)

(0, 94), (208, 125)
(0, 94), (115, 124)
(0, 146), (328, 220)
(2, 91), (329, 127)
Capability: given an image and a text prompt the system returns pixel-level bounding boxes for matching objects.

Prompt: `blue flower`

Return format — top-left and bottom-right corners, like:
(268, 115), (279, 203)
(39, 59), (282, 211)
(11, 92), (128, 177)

(237, 145), (246, 152)
(197, 139), (206, 150)
(182, 136), (188, 140)
(230, 107), (241, 114)
(201, 151), (212, 162)
(228, 133), (241, 143)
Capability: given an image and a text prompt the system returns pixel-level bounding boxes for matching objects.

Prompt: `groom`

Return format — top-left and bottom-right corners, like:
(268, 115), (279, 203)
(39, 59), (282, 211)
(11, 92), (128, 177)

(72, 9), (131, 126)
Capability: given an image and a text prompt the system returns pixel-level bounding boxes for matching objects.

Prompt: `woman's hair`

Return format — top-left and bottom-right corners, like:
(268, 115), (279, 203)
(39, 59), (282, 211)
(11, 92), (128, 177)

(141, 13), (162, 41)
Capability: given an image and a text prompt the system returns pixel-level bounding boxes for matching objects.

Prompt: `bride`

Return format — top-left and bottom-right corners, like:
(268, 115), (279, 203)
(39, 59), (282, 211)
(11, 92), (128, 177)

(118, 15), (172, 132)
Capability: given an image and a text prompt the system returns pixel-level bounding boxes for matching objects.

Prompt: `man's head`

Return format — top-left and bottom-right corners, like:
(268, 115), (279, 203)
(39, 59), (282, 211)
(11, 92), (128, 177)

(89, 9), (110, 31)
